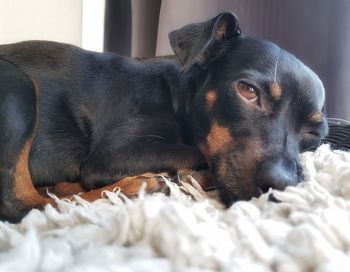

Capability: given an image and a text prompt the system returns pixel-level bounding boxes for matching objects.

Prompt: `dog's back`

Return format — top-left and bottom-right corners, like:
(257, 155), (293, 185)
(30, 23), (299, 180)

(0, 41), (180, 96)
(0, 41), (185, 187)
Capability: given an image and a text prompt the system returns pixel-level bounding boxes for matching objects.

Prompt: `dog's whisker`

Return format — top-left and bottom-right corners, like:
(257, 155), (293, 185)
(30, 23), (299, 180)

(273, 50), (281, 84)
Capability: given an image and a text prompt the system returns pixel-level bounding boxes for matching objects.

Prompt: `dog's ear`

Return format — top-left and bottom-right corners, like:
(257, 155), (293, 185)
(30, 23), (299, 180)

(169, 12), (241, 73)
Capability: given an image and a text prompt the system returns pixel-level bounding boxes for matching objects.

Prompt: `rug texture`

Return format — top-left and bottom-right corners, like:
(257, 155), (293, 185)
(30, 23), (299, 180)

(0, 144), (349, 272)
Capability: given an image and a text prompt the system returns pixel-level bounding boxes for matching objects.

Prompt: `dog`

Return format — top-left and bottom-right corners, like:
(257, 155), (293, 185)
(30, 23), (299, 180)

(0, 12), (328, 222)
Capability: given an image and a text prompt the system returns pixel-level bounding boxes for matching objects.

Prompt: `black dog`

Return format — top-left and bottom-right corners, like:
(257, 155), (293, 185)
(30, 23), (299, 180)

(0, 12), (327, 222)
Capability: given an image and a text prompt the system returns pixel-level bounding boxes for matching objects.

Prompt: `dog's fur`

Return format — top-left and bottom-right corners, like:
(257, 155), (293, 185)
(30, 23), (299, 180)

(0, 12), (328, 222)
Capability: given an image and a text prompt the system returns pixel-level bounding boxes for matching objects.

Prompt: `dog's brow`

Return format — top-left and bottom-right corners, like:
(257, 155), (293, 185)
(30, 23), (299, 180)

(235, 71), (268, 82)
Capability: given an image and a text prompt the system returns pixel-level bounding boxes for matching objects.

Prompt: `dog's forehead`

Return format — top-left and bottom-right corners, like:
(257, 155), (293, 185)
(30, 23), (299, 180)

(278, 50), (325, 110)
(221, 38), (325, 110)
(225, 38), (280, 71)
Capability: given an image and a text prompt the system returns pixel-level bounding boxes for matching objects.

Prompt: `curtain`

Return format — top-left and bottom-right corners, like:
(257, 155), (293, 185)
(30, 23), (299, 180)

(104, 0), (161, 57)
(104, 0), (132, 56)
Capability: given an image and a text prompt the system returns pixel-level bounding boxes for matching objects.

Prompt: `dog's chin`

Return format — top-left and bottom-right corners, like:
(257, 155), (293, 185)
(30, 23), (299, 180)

(215, 179), (262, 207)
(217, 188), (239, 207)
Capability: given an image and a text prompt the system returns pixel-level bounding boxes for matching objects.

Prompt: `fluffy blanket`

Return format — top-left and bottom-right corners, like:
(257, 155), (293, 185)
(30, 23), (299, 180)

(0, 144), (349, 272)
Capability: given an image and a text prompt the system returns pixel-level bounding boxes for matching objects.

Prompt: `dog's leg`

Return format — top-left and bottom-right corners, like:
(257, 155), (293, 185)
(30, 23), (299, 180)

(38, 169), (215, 203)
(37, 181), (85, 197)
(75, 169), (215, 202)
(0, 60), (53, 222)
(76, 173), (168, 201)
(38, 173), (167, 201)
(80, 142), (207, 190)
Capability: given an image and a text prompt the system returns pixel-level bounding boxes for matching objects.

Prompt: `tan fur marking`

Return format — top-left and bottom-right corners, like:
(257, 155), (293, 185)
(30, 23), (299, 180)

(217, 138), (264, 198)
(309, 112), (323, 122)
(14, 138), (53, 207)
(12, 79), (53, 208)
(206, 90), (217, 110)
(61, 173), (168, 202)
(37, 182), (85, 197)
(206, 121), (233, 154)
(270, 83), (282, 100)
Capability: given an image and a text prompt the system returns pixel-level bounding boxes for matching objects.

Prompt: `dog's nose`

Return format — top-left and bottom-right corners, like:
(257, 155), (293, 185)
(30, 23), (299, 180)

(255, 157), (301, 193)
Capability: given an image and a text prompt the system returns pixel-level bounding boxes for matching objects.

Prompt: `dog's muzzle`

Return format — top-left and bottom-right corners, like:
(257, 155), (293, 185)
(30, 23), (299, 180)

(254, 155), (302, 193)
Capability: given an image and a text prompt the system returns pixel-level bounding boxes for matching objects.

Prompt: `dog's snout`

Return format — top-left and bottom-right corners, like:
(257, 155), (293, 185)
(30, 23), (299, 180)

(255, 157), (301, 193)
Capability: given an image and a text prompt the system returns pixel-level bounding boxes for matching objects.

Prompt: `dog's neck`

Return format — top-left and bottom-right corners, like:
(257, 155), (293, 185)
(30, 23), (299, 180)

(145, 56), (205, 145)
(167, 66), (207, 146)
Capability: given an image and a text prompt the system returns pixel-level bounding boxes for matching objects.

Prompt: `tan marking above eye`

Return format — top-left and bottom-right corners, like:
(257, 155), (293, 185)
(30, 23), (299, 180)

(270, 82), (282, 100)
(309, 112), (323, 122)
(206, 90), (217, 110)
(236, 82), (258, 102)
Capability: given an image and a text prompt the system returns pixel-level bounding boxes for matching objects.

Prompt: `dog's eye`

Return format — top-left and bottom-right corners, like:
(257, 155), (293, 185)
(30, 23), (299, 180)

(236, 82), (259, 103)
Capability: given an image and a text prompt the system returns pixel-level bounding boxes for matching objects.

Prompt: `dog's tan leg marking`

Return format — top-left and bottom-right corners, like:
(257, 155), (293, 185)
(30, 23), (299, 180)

(37, 181), (85, 197)
(62, 173), (168, 202)
(40, 169), (215, 202)
(270, 82), (282, 100)
(13, 138), (54, 208)
(11, 79), (54, 210)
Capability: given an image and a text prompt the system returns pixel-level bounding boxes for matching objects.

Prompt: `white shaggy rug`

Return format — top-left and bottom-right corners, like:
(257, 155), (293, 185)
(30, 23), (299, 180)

(0, 144), (350, 272)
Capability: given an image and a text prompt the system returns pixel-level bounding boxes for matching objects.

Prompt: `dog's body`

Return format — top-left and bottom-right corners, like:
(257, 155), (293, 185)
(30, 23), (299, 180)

(0, 12), (328, 222)
(0, 41), (202, 187)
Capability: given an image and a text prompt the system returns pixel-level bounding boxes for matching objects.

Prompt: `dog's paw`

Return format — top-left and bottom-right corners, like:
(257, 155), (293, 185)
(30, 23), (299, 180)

(173, 169), (215, 191)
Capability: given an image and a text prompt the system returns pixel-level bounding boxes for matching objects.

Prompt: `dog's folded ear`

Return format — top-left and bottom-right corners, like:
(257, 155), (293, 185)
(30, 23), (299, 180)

(169, 12), (241, 73)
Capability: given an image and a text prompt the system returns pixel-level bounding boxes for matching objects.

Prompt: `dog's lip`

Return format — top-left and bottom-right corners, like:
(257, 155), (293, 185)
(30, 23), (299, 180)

(225, 185), (265, 201)
(247, 186), (264, 199)
(241, 185), (265, 199)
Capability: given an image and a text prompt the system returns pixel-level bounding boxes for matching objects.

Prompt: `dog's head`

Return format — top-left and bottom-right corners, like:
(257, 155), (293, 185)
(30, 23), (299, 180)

(169, 12), (328, 205)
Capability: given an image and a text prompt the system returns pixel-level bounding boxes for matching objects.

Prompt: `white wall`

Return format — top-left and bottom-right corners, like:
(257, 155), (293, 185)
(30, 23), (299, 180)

(82, 0), (105, 52)
(0, 0), (83, 46)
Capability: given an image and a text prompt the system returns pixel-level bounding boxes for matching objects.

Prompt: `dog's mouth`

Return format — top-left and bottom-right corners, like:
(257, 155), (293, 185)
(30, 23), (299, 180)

(212, 168), (291, 207)
(207, 151), (261, 205)
(215, 181), (263, 206)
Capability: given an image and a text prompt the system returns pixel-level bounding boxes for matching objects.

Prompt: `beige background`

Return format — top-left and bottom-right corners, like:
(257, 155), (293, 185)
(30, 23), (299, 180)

(0, 0), (83, 46)
(0, 0), (105, 51)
